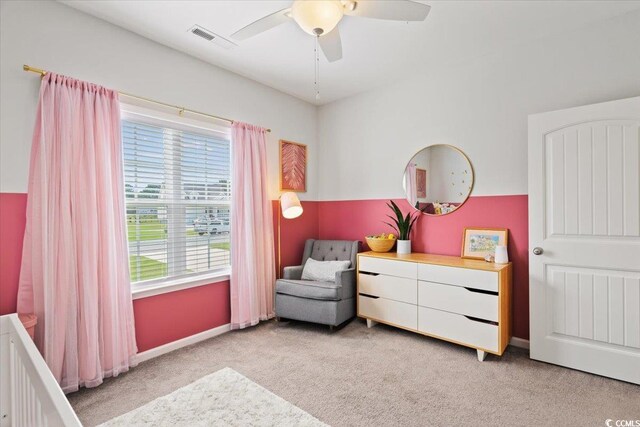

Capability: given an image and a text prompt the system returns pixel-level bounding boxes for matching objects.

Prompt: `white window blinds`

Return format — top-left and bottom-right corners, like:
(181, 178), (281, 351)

(122, 112), (231, 286)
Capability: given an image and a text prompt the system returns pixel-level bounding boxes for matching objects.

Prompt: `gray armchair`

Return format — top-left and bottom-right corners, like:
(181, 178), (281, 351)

(275, 239), (360, 328)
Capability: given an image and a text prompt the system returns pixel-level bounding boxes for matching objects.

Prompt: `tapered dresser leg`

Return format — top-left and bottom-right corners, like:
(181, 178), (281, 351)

(366, 319), (377, 328)
(477, 350), (487, 362)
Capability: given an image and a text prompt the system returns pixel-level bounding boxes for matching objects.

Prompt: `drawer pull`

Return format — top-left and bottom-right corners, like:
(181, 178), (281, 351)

(464, 287), (498, 296)
(463, 315), (498, 326)
(359, 271), (380, 276)
(359, 293), (380, 299)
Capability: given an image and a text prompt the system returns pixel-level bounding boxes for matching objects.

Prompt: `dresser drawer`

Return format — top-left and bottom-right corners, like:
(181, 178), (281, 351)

(418, 307), (498, 352)
(418, 281), (498, 322)
(359, 256), (417, 279)
(418, 264), (498, 292)
(359, 273), (417, 304)
(359, 295), (417, 330)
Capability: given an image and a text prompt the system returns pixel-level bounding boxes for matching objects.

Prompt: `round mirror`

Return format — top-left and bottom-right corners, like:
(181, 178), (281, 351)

(403, 144), (474, 216)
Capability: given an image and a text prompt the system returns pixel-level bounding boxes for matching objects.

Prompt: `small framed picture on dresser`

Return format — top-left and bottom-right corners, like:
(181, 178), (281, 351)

(461, 227), (508, 260)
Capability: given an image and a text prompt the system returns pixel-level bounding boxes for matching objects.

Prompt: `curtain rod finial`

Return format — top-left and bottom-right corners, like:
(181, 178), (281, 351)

(23, 64), (46, 76)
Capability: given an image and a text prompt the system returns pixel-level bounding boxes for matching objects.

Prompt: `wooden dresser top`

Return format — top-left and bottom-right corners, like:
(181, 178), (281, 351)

(358, 251), (511, 272)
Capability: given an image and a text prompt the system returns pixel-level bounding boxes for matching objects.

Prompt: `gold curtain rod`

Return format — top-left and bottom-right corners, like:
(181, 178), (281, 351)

(22, 64), (271, 132)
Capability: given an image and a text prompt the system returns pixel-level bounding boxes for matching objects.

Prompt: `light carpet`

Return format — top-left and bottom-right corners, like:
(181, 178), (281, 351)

(98, 367), (326, 427)
(69, 319), (640, 427)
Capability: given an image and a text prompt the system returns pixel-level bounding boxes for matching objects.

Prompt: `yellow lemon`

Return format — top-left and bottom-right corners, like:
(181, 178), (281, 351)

(388, 233), (395, 240)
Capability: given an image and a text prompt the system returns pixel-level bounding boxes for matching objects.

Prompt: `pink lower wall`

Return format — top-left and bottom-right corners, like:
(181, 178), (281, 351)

(273, 200), (320, 276)
(0, 193), (26, 315)
(1, 193), (529, 350)
(316, 196), (529, 339)
(0, 193), (231, 353)
(133, 281), (230, 352)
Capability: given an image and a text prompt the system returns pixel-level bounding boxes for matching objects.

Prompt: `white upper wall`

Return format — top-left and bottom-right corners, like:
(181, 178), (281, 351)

(316, 9), (640, 200)
(59, 1), (640, 105)
(0, 0), (317, 199)
(2, 2), (639, 202)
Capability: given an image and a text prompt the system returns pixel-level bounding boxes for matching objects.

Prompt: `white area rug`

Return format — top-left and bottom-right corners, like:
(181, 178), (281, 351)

(99, 367), (327, 427)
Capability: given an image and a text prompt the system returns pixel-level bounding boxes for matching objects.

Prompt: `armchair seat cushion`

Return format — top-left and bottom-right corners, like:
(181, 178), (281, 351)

(276, 279), (342, 301)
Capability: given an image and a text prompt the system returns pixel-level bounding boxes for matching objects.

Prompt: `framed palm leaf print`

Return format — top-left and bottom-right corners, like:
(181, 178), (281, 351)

(279, 140), (307, 192)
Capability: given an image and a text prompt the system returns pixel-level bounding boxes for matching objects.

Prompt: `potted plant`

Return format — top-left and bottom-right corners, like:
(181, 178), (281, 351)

(384, 200), (422, 255)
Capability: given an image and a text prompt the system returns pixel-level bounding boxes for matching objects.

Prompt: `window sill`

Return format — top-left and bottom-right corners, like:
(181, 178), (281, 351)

(131, 269), (231, 300)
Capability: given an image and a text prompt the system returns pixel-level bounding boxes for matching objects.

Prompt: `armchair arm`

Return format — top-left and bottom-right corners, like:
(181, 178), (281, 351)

(335, 268), (357, 300)
(283, 265), (304, 280)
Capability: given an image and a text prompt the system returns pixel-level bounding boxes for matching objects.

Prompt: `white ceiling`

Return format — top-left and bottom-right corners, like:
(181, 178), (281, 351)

(61, 0), (640, 105)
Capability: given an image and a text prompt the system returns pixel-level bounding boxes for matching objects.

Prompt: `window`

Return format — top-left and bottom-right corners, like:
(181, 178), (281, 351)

(122, 106), (231, 288)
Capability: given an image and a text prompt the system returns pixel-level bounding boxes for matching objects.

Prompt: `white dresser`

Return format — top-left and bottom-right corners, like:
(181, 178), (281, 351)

(357, 252), (512, 361)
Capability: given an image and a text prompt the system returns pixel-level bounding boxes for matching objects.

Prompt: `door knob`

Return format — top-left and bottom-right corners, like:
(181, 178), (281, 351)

(532, 247), (543, 256)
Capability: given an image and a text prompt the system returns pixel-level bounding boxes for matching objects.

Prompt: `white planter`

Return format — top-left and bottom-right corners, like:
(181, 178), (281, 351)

(397, 240), (411, 255)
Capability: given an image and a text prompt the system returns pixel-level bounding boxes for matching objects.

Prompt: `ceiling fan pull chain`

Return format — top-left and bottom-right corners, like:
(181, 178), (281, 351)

(230, 1), (431, 102)
(315, 35), (320, 100)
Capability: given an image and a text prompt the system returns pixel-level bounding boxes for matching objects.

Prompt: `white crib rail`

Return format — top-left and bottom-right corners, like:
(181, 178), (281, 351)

(0, 314), (81, 427)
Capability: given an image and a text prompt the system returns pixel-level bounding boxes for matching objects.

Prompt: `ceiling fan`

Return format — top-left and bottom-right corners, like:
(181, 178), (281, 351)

(231, 0), (431, 62)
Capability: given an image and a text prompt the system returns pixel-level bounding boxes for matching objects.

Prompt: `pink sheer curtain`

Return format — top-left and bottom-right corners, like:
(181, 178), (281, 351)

(230, 122), (276, 329)
(17, 73), (137, 393)
(405, 163), (417, 207)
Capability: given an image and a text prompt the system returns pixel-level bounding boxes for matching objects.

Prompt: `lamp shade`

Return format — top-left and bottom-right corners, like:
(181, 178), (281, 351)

(280, 192), (303, 219)
(291, 0), (343, 36)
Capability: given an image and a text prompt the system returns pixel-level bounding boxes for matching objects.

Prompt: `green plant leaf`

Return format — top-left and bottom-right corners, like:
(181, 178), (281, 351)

(385, 214), (401, 227)
(386, 201), (395, 212)
(383, 221), (400, 234)
(403, 212), (413, 239)
(385, 199), (424, 240)
(388, 200), (403, 221)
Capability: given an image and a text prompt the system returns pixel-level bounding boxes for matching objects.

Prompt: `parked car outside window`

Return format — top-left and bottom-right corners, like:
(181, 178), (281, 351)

(193, 215), (230, 235)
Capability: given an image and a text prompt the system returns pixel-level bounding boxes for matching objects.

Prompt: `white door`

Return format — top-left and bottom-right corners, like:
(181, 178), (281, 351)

(529, 96), (640, 384)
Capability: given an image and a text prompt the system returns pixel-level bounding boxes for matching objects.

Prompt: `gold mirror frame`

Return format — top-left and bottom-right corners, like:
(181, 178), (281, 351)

(403, 144), (475, 216)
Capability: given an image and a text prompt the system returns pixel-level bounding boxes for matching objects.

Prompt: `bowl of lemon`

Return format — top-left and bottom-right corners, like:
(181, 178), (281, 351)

(365, 233), (396, 253)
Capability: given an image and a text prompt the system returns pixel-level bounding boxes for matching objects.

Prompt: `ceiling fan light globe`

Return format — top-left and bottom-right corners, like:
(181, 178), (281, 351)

(291, 0), (344, 36)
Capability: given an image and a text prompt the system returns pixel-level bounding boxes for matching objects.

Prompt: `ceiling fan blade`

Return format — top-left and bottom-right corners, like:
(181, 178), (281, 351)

(231, 8), (292, 41)
(318, 27), (343, 62)
(345, 0), (430, 21)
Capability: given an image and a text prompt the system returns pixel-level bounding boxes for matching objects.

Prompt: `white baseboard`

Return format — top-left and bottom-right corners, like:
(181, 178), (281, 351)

(134, 323), (528, 363)
(509, 336), (530, 350)
(136, 323), (231, 363)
